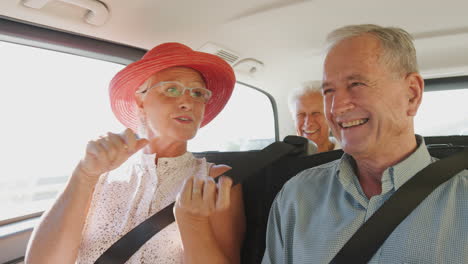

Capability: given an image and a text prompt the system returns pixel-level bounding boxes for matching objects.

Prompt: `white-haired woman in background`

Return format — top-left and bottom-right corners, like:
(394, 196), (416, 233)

(288, 80), (340, 153)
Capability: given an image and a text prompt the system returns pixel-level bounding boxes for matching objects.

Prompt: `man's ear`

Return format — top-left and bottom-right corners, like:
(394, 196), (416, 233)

(406, 72), (424, 116)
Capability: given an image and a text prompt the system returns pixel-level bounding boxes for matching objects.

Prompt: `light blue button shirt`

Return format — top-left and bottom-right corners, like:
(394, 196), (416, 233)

(262, 136), (468, 264)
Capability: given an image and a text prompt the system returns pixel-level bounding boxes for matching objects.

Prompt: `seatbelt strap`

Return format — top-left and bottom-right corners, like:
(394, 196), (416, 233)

(94, 140), (298, 264)
(330, 147), (468, 264)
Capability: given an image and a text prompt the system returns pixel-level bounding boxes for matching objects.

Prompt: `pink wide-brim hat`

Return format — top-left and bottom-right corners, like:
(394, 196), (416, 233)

(109, 42), (236, 131)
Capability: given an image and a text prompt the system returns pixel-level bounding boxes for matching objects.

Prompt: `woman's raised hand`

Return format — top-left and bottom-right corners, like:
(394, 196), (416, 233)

(77, 128), (149, 183)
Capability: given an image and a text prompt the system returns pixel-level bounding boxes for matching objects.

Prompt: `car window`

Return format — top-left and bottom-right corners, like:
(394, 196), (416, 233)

(415, 88), (468, 136)
(188, 83), (276, 152)
(0, 40), (125, 222)
(0, 40), (276, 222)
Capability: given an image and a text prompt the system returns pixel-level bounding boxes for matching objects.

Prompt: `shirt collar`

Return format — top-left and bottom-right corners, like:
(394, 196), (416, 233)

(337, 135), (432, 197)
(135, 151), (195, 167)
(157, 152), (195, 167)
(388, 135), (432, 190)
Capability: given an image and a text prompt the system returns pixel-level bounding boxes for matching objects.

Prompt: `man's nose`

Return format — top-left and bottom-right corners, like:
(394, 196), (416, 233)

(303, 114), (320, 130)
(330, 89), (354, 116)
(304, 114), (314, 126)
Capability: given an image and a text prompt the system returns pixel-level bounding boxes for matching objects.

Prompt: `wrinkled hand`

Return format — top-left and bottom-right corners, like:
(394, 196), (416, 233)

(77, 128), (149, 183)
(175, 176), (233, 220)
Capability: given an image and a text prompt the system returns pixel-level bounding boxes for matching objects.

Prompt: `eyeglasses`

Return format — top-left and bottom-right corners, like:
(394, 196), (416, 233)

(138, 81), (212, 103)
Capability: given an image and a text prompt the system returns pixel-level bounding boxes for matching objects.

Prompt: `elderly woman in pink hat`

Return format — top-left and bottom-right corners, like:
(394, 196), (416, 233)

(26, 43), (245, 264)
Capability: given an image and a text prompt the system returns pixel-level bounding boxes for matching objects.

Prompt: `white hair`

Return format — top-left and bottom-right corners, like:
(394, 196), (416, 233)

(134, 78), (154, 138)
(326, 24), (419, 75)
(136, 77), (153, 94)
(288, 80), (322, 117)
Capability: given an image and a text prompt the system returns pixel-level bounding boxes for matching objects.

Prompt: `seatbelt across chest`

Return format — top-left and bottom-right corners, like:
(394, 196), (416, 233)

(94, 138), (300, 264)
(330, 147), (468, 264)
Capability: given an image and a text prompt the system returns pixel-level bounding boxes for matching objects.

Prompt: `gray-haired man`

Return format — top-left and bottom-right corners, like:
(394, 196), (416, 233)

(288, 81), (340, 153)
(262, 24), (468, 263)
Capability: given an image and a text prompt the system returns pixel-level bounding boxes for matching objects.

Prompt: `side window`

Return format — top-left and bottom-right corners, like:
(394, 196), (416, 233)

(188, 83), (276, 152)
(0, 41), (125, 222)
(415, 86), (468, 136)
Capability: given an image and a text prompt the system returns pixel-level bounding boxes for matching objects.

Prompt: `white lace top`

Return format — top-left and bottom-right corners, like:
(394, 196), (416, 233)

(77, 151), (211, 264)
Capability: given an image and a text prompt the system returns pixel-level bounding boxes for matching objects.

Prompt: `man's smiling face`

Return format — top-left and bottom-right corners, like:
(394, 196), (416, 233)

(322, 34), (416, 158)
(294, 92), (330, 147)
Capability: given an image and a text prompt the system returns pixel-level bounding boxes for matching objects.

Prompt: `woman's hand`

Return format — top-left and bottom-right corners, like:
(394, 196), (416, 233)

(174, 166), (244, 264)
(77, 128), (149, 184)
(175, 175), (233, 221)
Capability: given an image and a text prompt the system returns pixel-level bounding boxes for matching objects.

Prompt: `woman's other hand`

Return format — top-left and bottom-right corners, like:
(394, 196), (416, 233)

(175, 175), (233, 220)
(174, 166), (244, 264)
(77, 128), (149, 184)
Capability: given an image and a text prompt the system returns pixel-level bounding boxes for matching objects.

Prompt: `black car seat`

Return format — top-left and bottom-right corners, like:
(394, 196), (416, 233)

(196, 135), (468, 264)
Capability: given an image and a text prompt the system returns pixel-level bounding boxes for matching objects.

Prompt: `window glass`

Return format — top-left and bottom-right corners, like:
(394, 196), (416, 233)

(0, 41), (125, 222)
(188, 83), (276, 152)
(0, 41), (276, 222)
(415, 88), (468, 136)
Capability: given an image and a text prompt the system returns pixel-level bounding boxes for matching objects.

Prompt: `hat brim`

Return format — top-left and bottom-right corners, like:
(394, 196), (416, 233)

(109, 49), (235, 132)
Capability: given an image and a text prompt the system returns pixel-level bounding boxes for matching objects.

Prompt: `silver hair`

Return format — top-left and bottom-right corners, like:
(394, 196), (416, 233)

(134, 78), (153, 138)
(326, 24), (419, 75)
(288, 80), (322, 117)
(136, 77), (153, 94)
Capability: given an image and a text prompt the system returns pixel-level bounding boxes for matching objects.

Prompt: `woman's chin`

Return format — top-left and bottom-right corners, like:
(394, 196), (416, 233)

(170, 130), (199, 142)
(182, 134), (197, 142)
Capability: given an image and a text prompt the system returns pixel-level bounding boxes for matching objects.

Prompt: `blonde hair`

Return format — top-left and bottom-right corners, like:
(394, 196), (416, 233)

(326, 24), (419, 75)
(288, 80), (322, 117)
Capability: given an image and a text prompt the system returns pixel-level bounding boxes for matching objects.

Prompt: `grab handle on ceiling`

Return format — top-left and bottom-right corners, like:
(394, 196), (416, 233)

(21, 0), (109, 26)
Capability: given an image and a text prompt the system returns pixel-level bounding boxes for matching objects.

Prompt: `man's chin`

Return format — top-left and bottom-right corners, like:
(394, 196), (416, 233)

(341, 139), (370, 156)
(307, 135), (331, 146)
(304, 134), (319, 142)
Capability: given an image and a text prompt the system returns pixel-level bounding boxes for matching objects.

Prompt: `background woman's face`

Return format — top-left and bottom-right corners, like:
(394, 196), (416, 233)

(136, 67), (206, 142)
(294, 92), (330, 147)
